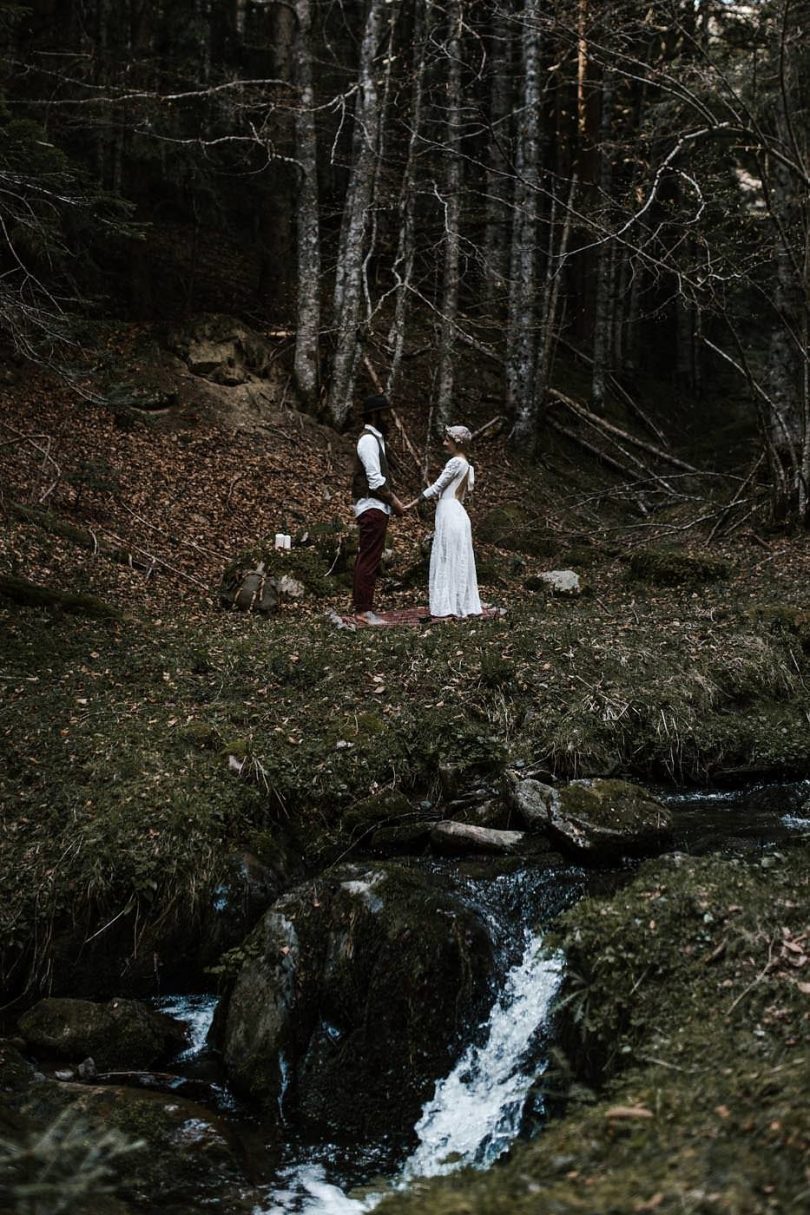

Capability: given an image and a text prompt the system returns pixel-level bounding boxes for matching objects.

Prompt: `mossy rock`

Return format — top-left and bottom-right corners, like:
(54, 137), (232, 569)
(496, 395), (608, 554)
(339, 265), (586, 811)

(177, 720), (219, 750)
(628, 546), (732, 586)
(220, 542), (336, 605)
(0, 574), (122, 619)
(221, 862), (494, 1139)
(748, 603), (810, 652)
(341, 790), (414, 837)
(547, 778), (673, 860)
(17, 998), (187, 1070)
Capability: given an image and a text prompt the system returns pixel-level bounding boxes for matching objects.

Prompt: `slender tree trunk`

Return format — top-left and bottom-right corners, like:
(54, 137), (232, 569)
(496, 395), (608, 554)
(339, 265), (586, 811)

(327, 0), (390, 426)
(591, 65), (614, 411)
(434, 0), (464, 433)
(507, 0), (541, 446)
(293, 0), (321, 408)
(387, 0), (432, 399)
(483, 3), (514, 301)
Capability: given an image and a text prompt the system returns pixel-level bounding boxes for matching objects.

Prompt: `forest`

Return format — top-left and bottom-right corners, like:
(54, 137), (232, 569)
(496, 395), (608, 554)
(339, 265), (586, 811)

(1, 3), (810, 1215)
(1, 0), (808, 515)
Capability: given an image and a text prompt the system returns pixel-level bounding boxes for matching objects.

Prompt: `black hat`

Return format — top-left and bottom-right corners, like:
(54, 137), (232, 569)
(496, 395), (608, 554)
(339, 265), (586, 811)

(362, 393), (391, 418)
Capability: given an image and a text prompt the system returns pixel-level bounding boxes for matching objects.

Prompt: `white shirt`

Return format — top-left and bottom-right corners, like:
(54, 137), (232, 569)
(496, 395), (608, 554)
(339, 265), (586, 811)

(354, 425), (392, 518)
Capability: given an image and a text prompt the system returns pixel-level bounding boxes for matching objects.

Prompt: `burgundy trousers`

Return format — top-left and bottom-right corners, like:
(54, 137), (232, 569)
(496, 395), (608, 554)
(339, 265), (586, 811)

(353, 508), (389, 612)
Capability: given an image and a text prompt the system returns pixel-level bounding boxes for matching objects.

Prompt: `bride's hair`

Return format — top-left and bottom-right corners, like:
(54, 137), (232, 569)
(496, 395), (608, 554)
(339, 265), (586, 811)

(445, 424), (473, 447)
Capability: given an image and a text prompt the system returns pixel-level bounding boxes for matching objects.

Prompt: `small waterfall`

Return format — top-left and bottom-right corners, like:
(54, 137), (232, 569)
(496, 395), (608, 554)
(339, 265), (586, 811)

(155, 993), (219, 1060)
(403, 933), (562, 1179)
(260, 929), (562, 1213)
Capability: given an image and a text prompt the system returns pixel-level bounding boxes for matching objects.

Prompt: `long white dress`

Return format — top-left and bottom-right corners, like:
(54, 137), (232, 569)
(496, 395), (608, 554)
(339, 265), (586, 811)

(422, 456), (482, 618)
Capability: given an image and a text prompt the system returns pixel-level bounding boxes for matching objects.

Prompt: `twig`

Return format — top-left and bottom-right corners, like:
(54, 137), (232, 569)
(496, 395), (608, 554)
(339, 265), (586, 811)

(547, 416), (643, 483)
(96, 528), (211, 589)
(727, 937), (776, 1015)
(118, 501), (226, 561)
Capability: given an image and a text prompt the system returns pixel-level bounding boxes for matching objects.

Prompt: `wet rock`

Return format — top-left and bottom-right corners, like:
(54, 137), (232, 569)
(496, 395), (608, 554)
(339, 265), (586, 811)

(18, 998), (187, 1070)
(430, 821), (526, 855)
(505, 774), (559, 828)
(221, 862), (494, 1139)
(547, 779), (673, 860)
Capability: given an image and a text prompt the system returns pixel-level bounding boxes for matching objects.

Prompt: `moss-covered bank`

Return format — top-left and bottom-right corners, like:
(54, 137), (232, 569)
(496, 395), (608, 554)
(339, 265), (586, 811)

(3, 557), (810, 998)
(378, 843), (810, 1215)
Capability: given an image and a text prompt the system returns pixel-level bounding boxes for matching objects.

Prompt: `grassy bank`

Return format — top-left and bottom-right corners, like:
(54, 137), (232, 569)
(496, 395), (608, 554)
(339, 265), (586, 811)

(2, 555), (810, 999)
(379, 844), (810, 1215)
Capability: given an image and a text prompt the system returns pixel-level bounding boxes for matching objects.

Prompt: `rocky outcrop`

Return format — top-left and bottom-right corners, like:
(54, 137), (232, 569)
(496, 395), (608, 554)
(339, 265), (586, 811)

(18, 998), (187, 1070)
(524, 569), (581, 596)
(221, 862), (494, 1138)
(506, 776), (673, 860)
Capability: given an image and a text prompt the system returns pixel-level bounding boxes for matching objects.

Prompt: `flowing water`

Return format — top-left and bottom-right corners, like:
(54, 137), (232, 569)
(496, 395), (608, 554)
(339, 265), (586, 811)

(152, 782), (810, 1215)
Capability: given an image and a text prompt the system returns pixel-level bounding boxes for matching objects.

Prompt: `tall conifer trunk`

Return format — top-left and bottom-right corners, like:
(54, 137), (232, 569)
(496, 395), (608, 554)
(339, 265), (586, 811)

(434, 0), (464, 433)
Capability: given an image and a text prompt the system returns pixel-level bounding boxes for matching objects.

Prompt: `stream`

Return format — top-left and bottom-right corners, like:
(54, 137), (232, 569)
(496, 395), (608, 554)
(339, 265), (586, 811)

(151, 779), (810, 1214)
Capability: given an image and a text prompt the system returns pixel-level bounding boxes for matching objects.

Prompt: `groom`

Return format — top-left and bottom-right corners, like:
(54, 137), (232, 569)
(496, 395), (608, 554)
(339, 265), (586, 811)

(352, 393), (405, 625)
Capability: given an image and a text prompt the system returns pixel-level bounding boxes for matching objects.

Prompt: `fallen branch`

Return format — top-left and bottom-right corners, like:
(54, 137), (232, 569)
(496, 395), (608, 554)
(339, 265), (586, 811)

(118, 501), (226, 561)
(556, 336), (669, 447)
(471, 416), (506, 441)
(8, 502), (149, 569)
(547, 387), (699, 474)
(547, 417), (644, 486)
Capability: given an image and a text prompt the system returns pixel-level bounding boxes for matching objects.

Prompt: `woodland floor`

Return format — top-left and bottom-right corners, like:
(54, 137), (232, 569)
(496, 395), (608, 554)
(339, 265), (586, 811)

(1, 336), (810, 1213)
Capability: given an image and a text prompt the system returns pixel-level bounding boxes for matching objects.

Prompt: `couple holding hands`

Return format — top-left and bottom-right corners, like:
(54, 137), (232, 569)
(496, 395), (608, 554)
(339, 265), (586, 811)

(352, 393), (482, 625)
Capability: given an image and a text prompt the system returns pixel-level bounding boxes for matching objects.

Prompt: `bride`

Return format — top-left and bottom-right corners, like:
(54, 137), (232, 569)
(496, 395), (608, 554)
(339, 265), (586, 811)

(405, 425), (482, 619)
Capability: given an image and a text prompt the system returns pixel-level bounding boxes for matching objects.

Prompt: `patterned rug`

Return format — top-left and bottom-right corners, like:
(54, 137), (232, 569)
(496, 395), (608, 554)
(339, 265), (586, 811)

(327, 605), (505, 630)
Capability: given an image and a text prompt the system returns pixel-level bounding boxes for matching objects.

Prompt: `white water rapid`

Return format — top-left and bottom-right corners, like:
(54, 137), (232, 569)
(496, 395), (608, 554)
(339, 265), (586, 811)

(259, 930), (563, 1214)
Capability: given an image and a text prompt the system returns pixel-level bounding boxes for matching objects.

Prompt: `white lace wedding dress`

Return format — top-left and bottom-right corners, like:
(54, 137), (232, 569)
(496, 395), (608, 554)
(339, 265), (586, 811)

(422, 456), (482, 618)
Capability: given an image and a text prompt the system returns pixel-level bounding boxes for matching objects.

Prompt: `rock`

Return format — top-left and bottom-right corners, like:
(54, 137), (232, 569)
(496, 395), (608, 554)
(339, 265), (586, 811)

(167, 314), (273, 386)
(430, 821), (526, 855)
(546, 779), (673, 860)
(524, 569), (581, 596)
(18, 998), (187, 1070)
(221, 863), (493, 1138)
(628, 546), (731, 586)
(505, 774), (560, 828)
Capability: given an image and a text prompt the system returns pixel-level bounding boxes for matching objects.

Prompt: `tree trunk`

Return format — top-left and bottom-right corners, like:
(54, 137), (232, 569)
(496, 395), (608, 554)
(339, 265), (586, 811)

(483, 4), (514, 302)
(293, 0), (321, 409)
(591, 65), (615, 412)
(386, 0), (432, 399)
(434, 0), (464, 434)
(507, 0), (542, 447)
(326, 0), (391, 426)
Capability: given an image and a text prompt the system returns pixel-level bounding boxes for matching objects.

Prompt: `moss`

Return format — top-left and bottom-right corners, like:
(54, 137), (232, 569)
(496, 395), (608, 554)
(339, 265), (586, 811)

(0, 574), (122, 619)
(177, 720), (219, 750)
(379, 846), (810, 1215)
(748, 603), (810, 652)
(628, 546), (732, 586)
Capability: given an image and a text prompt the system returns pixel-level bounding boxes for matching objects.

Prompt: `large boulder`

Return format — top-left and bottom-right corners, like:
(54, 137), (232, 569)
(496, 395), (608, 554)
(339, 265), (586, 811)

(507, 777), (673, 860)
(18, 998), (187, 1070)
(221, 862), (494, 1139)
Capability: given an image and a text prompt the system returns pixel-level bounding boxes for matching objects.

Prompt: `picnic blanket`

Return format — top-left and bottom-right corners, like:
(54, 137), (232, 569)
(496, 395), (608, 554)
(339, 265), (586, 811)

(327, 605), (505, 630)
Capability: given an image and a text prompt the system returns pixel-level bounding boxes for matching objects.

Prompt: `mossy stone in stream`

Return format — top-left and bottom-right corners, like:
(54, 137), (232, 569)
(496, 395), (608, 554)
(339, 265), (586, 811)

(221, 862), (494, 1140)
(18, 997), (187, 1070)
